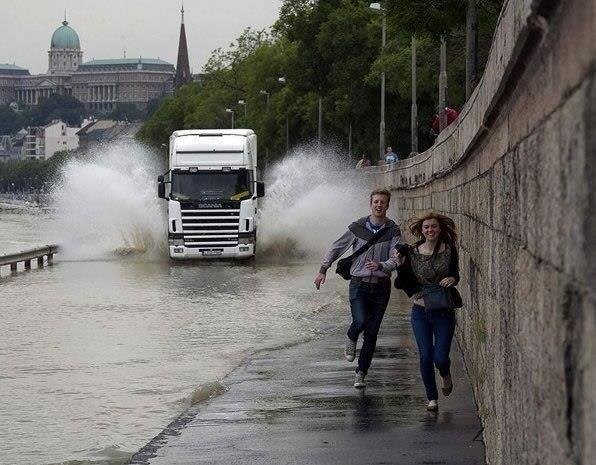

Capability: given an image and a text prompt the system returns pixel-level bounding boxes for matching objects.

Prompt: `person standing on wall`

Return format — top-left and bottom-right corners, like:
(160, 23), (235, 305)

(355, 154), (372, 168)
(314, 189), (403, 388)
(384, 146), (398, 164)
(367, 212), (461, 411)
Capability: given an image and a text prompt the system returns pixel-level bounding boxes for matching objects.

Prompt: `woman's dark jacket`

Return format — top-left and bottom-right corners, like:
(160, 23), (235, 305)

(393, 243), (460, 297)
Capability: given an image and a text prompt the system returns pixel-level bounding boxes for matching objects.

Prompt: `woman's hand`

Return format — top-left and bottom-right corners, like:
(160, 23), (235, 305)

(392, 251), (406, 265)
(439, 277), (456, 287)
(365, 260), (380, 272)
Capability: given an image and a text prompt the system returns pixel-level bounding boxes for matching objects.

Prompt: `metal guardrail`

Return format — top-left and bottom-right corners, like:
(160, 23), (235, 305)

(0, 245), (59, 275)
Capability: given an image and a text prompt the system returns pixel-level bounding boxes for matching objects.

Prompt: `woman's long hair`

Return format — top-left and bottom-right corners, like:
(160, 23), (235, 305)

(408, 212), (457, 249)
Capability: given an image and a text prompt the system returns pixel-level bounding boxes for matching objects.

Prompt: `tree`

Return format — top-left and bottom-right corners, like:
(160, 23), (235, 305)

(139, 0), (503, 165)
(0, 106), (27, 134)
(108, 103), (143, 122)
(29, 93), (85, 127)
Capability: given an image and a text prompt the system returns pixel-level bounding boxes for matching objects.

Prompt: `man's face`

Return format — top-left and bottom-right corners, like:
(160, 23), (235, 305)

(386, 146), (392, 153)
(370, 194), (389, 219)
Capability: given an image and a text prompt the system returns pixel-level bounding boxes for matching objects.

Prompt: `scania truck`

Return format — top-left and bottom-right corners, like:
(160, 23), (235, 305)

(157, 129), (265, 259)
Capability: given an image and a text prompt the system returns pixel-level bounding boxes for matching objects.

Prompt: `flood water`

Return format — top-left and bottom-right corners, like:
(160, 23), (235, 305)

(1, 209), (346, 465)
(1, 143), (369, 465)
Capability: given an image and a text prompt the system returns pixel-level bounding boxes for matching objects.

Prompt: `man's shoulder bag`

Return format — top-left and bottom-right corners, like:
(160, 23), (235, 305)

(335, 227), (389, 280)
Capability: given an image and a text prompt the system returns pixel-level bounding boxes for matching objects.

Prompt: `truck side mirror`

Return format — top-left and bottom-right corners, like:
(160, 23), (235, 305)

(158, 181), (166, 199)
(157, 175), (164, 183)
(256, 182), (265, 198)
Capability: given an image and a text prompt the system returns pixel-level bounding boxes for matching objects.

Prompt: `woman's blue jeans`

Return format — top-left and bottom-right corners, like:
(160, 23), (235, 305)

(347, 280), (391, 375)
(410, 304), (456, 401)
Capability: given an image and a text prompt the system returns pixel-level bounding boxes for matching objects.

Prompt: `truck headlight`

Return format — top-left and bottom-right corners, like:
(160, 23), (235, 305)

(173, 238), (184, 246)
(238, 236), (255, 245)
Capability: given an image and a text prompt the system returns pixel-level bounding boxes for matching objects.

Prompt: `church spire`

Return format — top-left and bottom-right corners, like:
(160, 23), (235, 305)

(174, 1), (191, 88)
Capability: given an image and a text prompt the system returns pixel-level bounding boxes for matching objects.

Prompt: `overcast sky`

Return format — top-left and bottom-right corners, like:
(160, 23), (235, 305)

(1, 0), (283, 74)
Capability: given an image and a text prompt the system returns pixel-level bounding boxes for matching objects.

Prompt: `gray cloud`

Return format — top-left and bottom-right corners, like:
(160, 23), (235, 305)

(1, 0), (282, 74)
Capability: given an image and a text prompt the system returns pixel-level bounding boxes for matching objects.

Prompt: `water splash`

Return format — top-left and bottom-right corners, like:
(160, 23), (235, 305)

(258, 143), (369, 260)
(46, 140), (369, 262)
(48, 141), (166, 260)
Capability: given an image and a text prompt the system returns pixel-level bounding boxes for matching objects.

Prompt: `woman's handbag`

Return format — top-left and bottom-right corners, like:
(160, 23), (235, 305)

(422, 284), (463, 310)
(335, 227), (389, 280)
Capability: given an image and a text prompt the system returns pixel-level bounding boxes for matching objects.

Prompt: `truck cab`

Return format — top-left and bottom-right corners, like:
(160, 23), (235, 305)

(158, 129), (264, 259)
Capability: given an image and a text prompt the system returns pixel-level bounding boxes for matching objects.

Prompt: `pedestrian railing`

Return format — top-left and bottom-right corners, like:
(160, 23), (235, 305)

(0, 245), (59, 276)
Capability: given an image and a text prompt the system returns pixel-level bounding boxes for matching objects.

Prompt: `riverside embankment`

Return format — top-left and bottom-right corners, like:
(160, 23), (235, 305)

(368, 0), (594, 464)
(130, 292), (484, 465)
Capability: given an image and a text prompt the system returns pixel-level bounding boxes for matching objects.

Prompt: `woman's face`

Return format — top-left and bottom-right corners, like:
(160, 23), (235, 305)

(422, 218), (441, 241)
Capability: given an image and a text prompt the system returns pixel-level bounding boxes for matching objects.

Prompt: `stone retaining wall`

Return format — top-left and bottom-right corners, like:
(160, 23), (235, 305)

(368, 0), (594, 463)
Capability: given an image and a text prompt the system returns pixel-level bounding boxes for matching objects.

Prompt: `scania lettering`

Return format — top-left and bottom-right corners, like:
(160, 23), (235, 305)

(157, 129), (264, 259)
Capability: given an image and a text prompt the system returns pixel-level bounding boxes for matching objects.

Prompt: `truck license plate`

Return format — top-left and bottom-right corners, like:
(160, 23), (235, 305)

(202, 250), (223, 256)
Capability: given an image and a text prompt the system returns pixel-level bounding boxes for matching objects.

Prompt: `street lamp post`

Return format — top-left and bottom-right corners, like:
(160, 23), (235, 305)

(278, 77), (290, 153)
(411, 35), (418, 155)
(439, 35), (447, 131)
(259, 90), (270, 112)
(238, 99), (247, 126)
(225, 108), (234, 129)
(466, 0), (478, 100)
(318, 96), (322, 146)
(370, 2), (386, 160)
(259, 90), (270, 159)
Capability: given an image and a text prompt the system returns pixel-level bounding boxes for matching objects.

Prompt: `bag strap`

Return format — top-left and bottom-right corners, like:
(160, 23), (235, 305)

(344, 226), (389, 262)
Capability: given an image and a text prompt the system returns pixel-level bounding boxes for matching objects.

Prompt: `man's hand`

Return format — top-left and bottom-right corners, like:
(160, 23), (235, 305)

(314, 273), (326, 290)
(365, 260), (380, 272)
(439, 277), (456, 287)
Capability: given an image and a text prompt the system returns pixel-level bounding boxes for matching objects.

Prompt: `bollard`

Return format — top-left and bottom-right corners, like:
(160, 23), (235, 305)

(37, 256), (44, 267)
(10, 263), (17, 274)
(24, 260), (31, 270)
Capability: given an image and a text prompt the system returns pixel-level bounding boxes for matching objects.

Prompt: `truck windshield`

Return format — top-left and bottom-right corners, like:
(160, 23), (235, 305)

(170, 171), (252, 201)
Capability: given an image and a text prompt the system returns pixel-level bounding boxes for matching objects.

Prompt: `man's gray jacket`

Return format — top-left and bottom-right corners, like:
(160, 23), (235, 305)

(319, 216), (403, 278)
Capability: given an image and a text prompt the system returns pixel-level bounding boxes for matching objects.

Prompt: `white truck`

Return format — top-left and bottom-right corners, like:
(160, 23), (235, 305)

(158, 129), (265, 259)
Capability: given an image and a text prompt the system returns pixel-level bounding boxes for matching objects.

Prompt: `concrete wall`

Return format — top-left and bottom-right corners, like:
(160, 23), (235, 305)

(368, 0), (594, 463)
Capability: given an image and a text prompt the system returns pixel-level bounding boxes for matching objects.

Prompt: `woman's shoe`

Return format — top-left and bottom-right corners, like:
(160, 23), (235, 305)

(441, 374), (453, 396)
(427, 400), (439, 411)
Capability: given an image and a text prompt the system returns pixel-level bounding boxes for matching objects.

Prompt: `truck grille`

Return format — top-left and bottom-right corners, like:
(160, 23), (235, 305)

(181, 209), (240, 247)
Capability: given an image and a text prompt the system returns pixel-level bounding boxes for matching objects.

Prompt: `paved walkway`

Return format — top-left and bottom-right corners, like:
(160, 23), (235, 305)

(130, 295), (485, 465)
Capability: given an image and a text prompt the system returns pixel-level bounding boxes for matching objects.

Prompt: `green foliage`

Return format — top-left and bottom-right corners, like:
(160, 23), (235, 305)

(0, 151), (73, 193)
(140, 0), (503, 165)
(108, 103), (144, 122)
(0, 106), (27, 134)
(29, 93), (86, 127)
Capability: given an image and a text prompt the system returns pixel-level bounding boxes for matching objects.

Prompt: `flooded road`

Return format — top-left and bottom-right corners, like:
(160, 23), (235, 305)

(1, 210), (347, 465)
(0, 143), (371, 464)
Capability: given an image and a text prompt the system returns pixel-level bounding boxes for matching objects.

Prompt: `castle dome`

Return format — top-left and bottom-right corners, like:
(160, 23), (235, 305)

(50, 20), (80, 49)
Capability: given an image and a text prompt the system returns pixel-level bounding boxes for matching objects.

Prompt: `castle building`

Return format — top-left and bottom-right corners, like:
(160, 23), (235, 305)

(0, 16), (178, 111)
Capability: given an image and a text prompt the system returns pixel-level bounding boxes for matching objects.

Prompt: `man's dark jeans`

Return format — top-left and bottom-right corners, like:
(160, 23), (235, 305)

(410, 304), (456, 400)
(347, 280), (391, 375)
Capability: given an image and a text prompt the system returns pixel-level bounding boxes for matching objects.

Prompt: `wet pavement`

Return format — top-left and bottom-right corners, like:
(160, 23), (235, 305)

(130, 295), (485, 465)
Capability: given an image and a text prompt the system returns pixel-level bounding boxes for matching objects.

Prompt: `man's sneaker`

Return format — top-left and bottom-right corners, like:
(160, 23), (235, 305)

(353, 371), (366, 388)
(427, 400), (439, 411)
(441, 374), (453, 396)
(344, 336), (356, 362)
